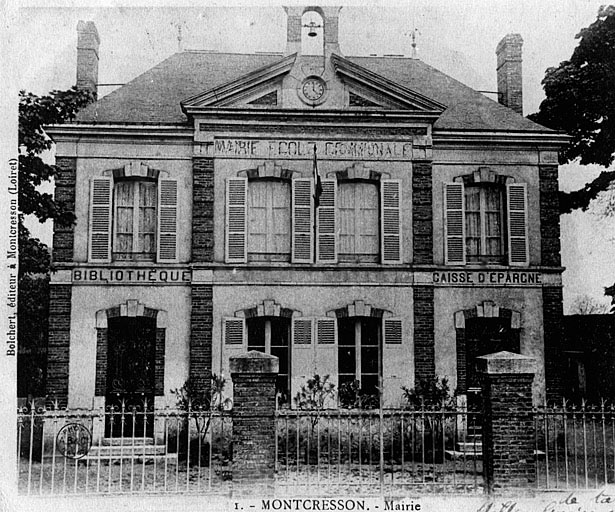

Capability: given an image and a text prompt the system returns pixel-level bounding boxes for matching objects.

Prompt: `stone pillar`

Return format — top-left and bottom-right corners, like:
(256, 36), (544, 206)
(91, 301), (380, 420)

(478, 351), (536, 493)
(230, 351), (279, 495)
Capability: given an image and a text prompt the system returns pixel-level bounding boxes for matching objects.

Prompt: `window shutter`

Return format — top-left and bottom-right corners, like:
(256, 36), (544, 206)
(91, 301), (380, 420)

(314, 317), (338, 402)
(223, 317), (245, 346)
(383, 317), (403, 345)
(291, 317), (315, 404)
(381, 180), (402, 264)
(88, 177), (113, 262)
(507, 183), (529, 266)
(382, 317), (403, 407)
(292, 317), (313, 345)
(444, 183), (466, 265)
(157, 179), (178, 262)
(225, 178), (248, 263)
(292, 178), (314, 263)
(317, 179), (337, 263)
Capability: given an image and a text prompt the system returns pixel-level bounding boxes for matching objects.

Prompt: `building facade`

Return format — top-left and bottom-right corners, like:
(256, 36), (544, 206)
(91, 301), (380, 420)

(46, 8), (568, 417)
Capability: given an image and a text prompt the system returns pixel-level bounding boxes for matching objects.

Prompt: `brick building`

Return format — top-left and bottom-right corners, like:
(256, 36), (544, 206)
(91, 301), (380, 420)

(45, 7), (568, 419)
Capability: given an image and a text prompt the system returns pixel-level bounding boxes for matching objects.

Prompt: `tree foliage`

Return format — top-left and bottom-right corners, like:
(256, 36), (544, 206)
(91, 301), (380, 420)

(17, 86), (93, 397)
(529, 6), (615, 214)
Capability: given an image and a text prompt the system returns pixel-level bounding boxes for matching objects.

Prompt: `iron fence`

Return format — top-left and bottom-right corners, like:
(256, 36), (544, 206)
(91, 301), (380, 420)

(275, 408), (484, 495)
(17, 400), (233, 496)
(534, 400), (615, 490)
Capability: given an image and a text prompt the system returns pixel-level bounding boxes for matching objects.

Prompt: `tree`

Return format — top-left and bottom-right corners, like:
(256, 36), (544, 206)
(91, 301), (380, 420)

(569, 294), (611, 315)
(529, 6), (615, 214)
(18, 86), (93, 397)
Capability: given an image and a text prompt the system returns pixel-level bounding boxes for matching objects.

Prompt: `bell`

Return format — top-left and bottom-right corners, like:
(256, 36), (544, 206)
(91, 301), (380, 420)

(305, 21), (320, 37)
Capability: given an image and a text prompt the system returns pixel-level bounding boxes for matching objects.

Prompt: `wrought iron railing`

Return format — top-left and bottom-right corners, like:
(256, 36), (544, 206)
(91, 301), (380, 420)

(17, 400), (232, 495)
(534, 400), (615, 490)
(275, 407), (484, 495)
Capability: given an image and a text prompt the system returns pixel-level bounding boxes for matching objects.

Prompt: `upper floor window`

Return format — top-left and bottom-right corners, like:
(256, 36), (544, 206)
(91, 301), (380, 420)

(88, 166), (177, 263)
(114, 179), (157, 261)
(444, 172), (528, 266)
(338, 181), (379, 263)
(225, 170), (401, 265)
(464, 184), (505, 264)
(247, 179), (291, 262)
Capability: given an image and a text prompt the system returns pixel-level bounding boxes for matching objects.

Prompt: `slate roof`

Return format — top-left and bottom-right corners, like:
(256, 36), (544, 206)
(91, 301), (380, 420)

(75, 51), (549, 132)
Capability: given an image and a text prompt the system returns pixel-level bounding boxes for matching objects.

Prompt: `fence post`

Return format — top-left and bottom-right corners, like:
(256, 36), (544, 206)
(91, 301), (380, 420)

(478, 350), (536, 493)
(230, 350), (279, 495)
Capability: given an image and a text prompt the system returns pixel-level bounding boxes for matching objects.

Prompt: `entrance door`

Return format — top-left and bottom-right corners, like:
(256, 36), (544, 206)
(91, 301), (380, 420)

(105, 316), (156, 437)
(465, 317), (520, 406)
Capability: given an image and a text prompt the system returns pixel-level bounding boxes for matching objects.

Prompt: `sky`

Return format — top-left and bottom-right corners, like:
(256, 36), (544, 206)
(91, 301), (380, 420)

(9, 0), (615, 311)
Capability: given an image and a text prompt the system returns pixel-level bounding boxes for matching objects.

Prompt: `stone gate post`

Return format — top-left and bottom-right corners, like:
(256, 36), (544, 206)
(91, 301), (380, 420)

(230, 351), (279, 495)
(478, 351), (536, 493)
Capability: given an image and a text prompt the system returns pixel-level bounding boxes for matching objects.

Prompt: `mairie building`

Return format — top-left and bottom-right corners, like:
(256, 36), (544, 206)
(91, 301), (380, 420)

(45, 7), (568, 419)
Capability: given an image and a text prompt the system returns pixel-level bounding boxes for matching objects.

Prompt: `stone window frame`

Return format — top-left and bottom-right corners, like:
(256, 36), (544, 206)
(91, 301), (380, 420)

(454, 300), (521, 393)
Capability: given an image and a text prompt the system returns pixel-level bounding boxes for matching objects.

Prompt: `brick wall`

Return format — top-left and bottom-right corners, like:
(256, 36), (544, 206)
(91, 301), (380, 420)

(413, 286), (435, 384)
(52, 157), (76, 263)
(231, 354), (278, 494)
(192, 158), (214, 262)
(190, 285), (213, 394)
(543, 286), (565, 401)
(47, 285), (72, 406)
(155, 328), (165, 396)
(94, 329), (107, 396)
(481, 372), (536, 491)
(539, 165), (562, 267)
(496, 34), (523, 115)
(412, 162), (433, 264)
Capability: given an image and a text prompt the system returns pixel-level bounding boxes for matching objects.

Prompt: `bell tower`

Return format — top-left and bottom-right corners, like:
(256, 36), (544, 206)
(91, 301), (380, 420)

(284, 6), (342, 57)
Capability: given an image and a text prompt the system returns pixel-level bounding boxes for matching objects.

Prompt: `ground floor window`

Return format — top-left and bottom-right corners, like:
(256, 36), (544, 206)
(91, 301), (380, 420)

(337, 317), (381, 405)
(247, 316), (291, 404)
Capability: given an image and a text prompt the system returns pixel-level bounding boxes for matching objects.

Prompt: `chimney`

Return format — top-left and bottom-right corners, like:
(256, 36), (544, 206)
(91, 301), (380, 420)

(495, 33), (523, 115)
(76, 21), (100, 100)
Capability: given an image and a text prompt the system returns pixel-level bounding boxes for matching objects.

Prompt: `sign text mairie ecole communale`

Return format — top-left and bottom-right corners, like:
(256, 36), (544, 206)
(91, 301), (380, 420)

(209, 138), (413, 161)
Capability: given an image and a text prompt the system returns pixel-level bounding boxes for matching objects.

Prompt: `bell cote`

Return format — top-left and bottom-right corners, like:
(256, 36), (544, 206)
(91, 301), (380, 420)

(284, 6), (342, 56)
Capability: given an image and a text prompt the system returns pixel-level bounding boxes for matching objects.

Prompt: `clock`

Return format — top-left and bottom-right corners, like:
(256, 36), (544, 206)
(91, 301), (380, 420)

(301, 77), (326, 103)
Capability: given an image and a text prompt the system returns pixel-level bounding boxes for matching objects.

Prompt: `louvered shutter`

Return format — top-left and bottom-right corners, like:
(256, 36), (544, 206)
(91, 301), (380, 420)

(317, 179), (337, 263)
(157, 179), (178, 262)
(382, 317), (404, 407)
(291, 317), (315, 404)
(383, 318), (403, 345)
(507, 183), (529, 266)
(381, 180), (402, 263)
(292, 179), (314, 263)
(444, 183), (466, 265)
(225, 178), (247, 263)
(88, 178), (112, 262)
(314, 318), (338, 401)
(223, 317), (246, 380)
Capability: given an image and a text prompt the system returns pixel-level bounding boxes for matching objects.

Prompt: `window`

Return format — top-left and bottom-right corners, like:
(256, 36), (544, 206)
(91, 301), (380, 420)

(88, 175), (178, 263)
(247, 316), (291, 404)
(338, 182), (379, 262)
(225, 175), (401, 264)
(338, 317), (381, 399)
(444, 180), (528, 266)
(114, 179), (157, 261)
(464, 184), (505, 264)
(247, 180), (291, 262)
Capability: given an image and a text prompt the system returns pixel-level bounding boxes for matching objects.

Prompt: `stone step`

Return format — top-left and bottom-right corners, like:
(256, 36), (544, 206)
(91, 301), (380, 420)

(456, 441), (483, 453)
(101, 437), (154, 446)
(88, 445), (167, 457)
(445, 449), (482, 460)
(81, 452), (179, 463)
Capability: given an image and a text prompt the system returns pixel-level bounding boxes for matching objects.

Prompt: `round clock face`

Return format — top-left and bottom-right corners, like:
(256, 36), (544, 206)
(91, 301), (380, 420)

(301, 78), (326, 102)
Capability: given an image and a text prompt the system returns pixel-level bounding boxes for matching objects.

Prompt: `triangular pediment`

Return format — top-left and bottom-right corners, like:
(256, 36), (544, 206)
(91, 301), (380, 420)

(331, 53), (446, 113)
(181, 53), (295, 110)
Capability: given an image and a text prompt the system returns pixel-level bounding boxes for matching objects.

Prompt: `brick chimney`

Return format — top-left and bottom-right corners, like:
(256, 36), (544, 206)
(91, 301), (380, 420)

(76, 21), (100, 100)
(496, 34), (523, 115)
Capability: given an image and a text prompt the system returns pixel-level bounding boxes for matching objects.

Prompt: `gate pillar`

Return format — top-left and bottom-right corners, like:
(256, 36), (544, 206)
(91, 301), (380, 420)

(230, 351), (279, 496)
(478, 351), (536, 493)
